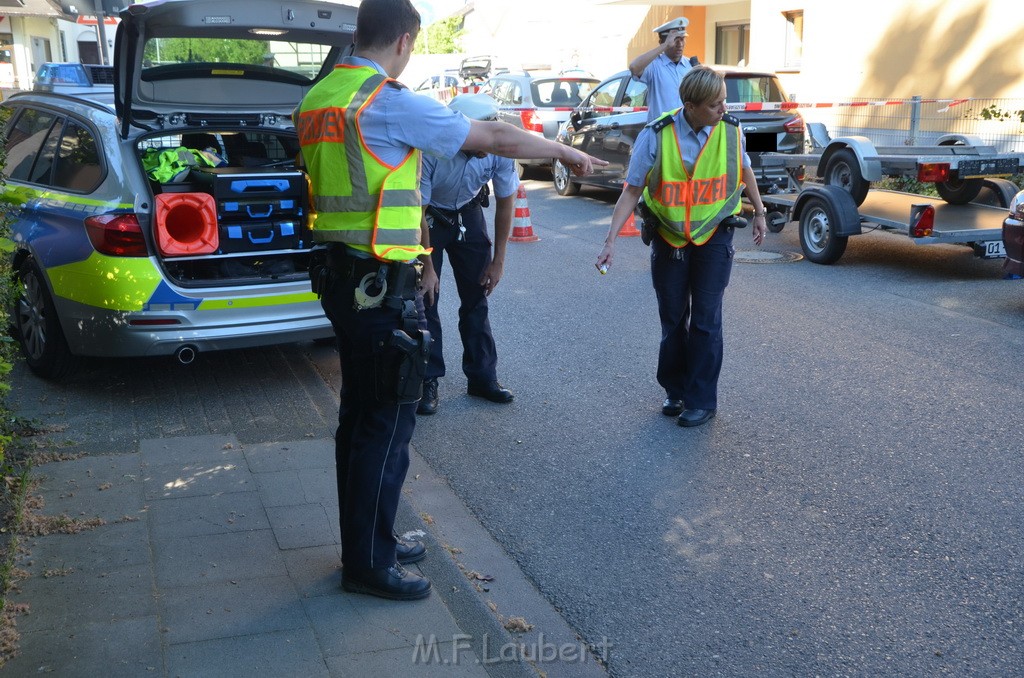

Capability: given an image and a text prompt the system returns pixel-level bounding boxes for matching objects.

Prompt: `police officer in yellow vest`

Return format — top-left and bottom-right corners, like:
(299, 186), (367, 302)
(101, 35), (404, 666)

(596, 66), (767, 428)
(296, 0), (604, 602)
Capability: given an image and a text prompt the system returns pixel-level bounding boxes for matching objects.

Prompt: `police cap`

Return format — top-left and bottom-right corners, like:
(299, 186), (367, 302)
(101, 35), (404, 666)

(449, 93), (500, 121)
(654, 17), (689, 37)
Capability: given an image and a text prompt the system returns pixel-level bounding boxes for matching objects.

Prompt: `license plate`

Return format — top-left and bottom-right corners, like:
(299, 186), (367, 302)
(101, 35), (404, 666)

(956, 158), (1020, 177)
(982, 239), (1006, 258)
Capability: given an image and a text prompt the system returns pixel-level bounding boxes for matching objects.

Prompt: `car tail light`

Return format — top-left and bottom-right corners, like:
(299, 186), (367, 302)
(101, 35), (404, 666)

(910, 204), (935, 237)
(918, 163), (950, 182)
(520, 109), (544, 134)
(783, 114), (805, 134)
(84, 213), (149, 257)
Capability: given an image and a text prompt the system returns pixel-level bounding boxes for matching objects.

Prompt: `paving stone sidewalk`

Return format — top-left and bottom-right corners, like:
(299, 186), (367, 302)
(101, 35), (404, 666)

(3, 434), (490, 677)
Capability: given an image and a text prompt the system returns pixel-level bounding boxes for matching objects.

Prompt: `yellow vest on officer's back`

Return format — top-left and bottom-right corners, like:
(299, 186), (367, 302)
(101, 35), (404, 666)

(296, 65), (427, 262)
(643, 112), (744, 247)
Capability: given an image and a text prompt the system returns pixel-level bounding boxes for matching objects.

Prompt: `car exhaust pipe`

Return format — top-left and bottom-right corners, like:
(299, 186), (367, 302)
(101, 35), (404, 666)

(175, 345), (198, 365)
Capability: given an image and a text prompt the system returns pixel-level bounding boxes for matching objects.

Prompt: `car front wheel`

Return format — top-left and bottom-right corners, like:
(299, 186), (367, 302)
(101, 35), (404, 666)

(13, 257), (77, 379)
(552, 159), (581, 196)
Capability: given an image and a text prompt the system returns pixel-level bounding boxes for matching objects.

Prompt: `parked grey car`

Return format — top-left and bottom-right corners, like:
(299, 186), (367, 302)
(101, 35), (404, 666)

(484, 73), (598, 176)
(553, 67), (805, 195)
(1, 0), (351, 379)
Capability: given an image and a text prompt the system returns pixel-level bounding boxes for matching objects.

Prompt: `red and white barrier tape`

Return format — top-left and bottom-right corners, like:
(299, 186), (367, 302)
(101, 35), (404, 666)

(724, 98), (972, 112)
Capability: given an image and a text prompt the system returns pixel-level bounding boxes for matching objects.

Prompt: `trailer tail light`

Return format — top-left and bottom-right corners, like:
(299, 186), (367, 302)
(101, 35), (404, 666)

(918, 163), (950, 182)
(910, 204), (935, 237)
(783, 114), (805, 134)
(520, 109), (544, 134)
(84, 213), (149, 257)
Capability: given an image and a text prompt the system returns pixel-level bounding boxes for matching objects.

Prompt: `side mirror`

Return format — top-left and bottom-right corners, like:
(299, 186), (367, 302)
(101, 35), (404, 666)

(570, 110), (583, 130)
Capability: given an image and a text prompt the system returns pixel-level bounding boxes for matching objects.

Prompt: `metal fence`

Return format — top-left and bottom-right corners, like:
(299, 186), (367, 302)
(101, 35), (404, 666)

(800, 97), (1024, 153)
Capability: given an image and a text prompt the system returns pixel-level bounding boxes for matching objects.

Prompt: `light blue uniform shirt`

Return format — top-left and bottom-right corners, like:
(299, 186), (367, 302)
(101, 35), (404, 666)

(420, 153), (519, 210)
(625, 111), (751, 188)
(342, 56), (471, 167)
(637, 53), (693, 123)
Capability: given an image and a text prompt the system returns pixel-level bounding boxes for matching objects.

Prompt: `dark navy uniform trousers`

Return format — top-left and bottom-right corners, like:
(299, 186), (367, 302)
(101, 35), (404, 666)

(650, 224), (735, 411)
(320, 258), (425, 571)
(423, 201), (498, 386)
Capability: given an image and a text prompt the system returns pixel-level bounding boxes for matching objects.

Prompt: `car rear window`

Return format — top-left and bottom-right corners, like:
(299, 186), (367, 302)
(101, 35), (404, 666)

(142, 37), (333, 83)
(725, 75), (788, 103)
(531, 78), (597, 108)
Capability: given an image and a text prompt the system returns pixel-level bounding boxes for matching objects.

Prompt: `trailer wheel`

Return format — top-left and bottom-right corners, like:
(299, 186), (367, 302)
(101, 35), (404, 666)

(766, 210), (787, 233)
(935, 176), (983, 204)
(799, 196), (848, 264)
(823, 148), (869, 206)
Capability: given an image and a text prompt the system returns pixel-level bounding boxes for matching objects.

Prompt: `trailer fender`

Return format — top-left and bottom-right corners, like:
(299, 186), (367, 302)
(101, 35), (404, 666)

(935, 132), (985, 148)
(792, 184), (862, 237)
(975, 177), (1020, 208)
(817, 137), (882, 181)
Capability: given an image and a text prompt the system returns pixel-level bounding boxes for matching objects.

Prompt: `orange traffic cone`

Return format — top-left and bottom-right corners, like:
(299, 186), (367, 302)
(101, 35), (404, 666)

(620, 212), (641, 237)
(509, 184), (540, 242)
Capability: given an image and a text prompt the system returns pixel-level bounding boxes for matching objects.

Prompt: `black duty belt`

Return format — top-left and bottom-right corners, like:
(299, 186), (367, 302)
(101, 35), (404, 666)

(323, 244), (421, 305)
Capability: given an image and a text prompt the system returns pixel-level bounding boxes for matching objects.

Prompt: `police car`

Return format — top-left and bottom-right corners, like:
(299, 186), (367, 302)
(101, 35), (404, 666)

(1, 0), (357, 379)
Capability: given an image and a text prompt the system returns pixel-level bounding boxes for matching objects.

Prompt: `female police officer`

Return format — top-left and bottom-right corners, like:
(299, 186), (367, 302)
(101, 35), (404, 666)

(595, 66), (767, 428)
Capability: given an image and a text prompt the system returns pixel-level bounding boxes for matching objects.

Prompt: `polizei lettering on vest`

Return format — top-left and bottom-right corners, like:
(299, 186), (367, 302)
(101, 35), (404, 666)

(656, 174), (729, 207)
(297, 107), (346, 146)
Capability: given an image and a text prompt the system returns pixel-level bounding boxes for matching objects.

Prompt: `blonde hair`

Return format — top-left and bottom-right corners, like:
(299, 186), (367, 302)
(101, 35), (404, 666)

(678, 66), (724, 107)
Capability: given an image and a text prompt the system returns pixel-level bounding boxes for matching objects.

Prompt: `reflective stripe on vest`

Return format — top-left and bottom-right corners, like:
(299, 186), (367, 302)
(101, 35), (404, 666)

(296, 65), (426, 261)
(643, 113), (744, 247)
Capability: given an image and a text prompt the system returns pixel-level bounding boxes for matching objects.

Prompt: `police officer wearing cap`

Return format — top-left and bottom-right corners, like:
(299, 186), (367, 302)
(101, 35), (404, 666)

(417, 94), (518, 416)
(629, 16), (695, 123)
(596, 66), (768, 428)
(295, 0), (604, 602)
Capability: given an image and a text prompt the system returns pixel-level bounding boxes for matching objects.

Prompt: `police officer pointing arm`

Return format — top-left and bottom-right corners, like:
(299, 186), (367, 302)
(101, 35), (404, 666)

(295, 0), (605, 603)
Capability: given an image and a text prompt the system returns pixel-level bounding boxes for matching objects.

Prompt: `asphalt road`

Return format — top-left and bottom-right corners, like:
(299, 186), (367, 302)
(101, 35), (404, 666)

(10, 176), (1023, 677)
(407, 177), (1024, 677)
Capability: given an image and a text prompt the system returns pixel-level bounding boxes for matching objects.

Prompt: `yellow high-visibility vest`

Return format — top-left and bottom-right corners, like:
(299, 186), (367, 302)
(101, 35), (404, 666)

(296, 65), (427, 262)
(643, 111), (744, 247)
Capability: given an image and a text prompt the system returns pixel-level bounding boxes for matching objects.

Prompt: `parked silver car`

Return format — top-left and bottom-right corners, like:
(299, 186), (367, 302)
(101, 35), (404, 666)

(2, 0), (350, 379)
(484, 73), (598, 176)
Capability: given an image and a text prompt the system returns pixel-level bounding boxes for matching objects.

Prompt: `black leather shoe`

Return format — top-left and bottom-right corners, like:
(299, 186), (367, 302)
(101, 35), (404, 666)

(342, 563), (431, 601)
(677, 408), (716, 427)
(467, 381), (514, 403)
(396, 537), (426, 564)
(417, 379), (439, 416)
(662, 398), (684, 416)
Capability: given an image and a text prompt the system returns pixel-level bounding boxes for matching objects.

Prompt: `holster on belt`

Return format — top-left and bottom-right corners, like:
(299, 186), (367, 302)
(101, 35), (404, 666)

(636, 199), (658, 247)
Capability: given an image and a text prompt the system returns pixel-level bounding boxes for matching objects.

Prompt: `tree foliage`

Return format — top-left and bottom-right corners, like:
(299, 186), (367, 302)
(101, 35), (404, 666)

(414, 17), (464, 54)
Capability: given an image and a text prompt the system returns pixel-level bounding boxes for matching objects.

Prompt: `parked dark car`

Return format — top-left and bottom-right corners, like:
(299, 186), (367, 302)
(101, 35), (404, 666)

(1003, 188), (1024, 278)
(484, 73), (598, 176)
(552, 67), (805, 196)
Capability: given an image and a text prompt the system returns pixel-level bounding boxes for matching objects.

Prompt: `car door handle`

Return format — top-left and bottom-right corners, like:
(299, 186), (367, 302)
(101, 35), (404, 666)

(595, 122), (620, 132)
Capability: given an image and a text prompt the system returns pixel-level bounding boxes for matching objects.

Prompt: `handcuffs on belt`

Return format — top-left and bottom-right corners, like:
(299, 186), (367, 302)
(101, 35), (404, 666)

(354, 267), (389, 311)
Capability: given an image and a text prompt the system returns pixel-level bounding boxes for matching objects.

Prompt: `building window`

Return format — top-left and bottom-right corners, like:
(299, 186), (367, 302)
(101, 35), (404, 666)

(783, 10), (803, 69)
(715, 22), (749, 67)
